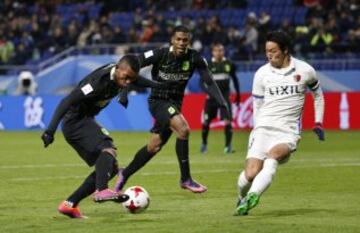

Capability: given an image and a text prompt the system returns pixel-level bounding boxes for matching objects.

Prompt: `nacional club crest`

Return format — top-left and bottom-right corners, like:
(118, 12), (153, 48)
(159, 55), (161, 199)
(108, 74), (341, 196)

(225, 64), (231, 72)
(294, 74), (301, 82)
(182, 61), (190, 71)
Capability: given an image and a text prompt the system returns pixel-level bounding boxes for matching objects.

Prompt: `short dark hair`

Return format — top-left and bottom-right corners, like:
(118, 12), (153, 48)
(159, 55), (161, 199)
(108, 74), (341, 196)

(266, 31), (291, 53)
(118, 54), (140, 73)
(172, 25), (190, 36)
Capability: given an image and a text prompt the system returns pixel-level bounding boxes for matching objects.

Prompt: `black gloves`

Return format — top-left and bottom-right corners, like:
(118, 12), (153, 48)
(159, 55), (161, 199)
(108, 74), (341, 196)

(312, 122), (325, 141)
(41, 130), (54, 148)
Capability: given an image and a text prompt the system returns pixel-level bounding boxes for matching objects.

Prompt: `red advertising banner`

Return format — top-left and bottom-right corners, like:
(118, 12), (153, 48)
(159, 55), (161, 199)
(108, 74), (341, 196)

(182, 93), (360, 130)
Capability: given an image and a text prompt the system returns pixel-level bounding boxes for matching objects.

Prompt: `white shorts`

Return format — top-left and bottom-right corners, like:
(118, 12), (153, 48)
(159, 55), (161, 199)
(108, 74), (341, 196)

(246, 127), (301, 161)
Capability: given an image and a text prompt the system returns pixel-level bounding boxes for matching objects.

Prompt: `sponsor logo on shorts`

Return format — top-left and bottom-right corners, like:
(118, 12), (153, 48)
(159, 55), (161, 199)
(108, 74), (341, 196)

(168, 106), (176, 114)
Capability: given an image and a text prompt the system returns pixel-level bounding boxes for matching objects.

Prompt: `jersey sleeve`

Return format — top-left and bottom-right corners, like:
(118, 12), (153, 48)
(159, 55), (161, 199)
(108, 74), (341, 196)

(45, 87), (86, 134)
(306, 65), (320, 91)
(252, 70), (264, 98)
(138, 48), (163, 68)
(45, 69), (105, 134)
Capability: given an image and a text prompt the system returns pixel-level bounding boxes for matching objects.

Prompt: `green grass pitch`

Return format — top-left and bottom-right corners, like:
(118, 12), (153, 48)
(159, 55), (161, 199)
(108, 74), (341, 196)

(1, 130), (359, 233)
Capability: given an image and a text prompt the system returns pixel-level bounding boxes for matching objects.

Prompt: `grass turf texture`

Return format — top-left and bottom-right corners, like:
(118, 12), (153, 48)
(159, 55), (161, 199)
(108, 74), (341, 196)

(0, 130), (359, 233)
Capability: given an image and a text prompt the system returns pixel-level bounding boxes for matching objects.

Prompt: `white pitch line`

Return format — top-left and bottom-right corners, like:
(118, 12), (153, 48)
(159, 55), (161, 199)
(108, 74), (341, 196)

(1, 158), (360, 169)
(8, 163), (360, 182)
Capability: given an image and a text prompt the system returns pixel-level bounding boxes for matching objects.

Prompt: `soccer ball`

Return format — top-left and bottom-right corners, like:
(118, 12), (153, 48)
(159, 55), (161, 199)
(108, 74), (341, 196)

(122, 186), (150, 213)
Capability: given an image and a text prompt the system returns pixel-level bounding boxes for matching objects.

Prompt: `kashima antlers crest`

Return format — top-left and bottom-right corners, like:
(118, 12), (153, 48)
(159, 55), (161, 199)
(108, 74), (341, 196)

(294, 74), (301, 82)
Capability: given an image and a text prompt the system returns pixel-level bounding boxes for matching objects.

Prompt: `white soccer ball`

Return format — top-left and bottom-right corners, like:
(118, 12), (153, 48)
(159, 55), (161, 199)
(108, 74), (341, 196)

(122, 186), (150, 213)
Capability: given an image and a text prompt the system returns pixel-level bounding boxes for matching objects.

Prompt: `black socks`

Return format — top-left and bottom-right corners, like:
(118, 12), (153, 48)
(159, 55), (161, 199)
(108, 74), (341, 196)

(176, 138), (191, 182)
(123, 145), (154, 178)
(225, 124), (232, 147)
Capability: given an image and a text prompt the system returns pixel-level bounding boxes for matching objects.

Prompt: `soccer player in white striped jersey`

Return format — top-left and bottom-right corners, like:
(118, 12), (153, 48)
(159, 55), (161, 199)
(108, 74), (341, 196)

(235, 31), (325, 216)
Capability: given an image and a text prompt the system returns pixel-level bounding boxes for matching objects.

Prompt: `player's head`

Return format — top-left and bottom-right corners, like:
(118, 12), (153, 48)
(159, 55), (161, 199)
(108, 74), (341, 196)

(211, 43), (225, 61)
(114, 54), (140, 87)
(265, 31), (291, 68)
(171, 25), (191, 56)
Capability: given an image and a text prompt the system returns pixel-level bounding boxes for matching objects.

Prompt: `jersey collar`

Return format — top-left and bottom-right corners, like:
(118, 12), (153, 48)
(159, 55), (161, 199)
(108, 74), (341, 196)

(110, 66), (115, 80)
(169, 46), (188, 55)
(211, 57), (227, 62)
(269, 56), (296, 76)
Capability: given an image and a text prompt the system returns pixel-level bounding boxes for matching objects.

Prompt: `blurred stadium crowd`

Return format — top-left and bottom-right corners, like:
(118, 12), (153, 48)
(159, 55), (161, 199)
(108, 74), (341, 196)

(0, 0), (359, 67)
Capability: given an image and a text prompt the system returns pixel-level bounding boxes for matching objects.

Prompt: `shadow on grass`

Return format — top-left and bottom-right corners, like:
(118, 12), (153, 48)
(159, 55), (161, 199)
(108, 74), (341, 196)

(259, 208), (331, 217)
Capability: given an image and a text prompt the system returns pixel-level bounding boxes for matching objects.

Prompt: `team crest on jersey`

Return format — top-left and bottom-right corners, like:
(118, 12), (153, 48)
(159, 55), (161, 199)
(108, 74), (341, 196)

(182, 61), (190, 71)
(294, 74), (301, 82)
(225, 64), (231, 72)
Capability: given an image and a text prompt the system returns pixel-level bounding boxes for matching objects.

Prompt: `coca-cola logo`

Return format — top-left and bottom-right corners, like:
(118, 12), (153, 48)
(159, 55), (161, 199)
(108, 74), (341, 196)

(200, 96), (254, 129)
(236, 96), (254, 128)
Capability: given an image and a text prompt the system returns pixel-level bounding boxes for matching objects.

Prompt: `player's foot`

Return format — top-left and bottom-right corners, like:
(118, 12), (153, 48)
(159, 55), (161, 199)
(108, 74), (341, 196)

(224, 146), (235, 154)
(200, 144), (207, 153)
(180, 179), (207, 193)
(114, 168), (127, 192)
(58, 201), (87, 219)
(234, 198), (248, 216)
(93, 188), (129, 203)
(235, 192), (260, 216)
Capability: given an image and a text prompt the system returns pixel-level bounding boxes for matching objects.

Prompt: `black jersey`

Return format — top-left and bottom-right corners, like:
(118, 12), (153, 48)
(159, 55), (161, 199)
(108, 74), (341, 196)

(139, 46), (208, 105)
(68, 63), (125, 116)
(208, 58), (240, 100)
(46, 63), (125, 133)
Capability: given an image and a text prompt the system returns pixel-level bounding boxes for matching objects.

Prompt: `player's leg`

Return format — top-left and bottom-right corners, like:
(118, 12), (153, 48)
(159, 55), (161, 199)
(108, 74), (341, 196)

(58, 171), (97, 219)
(115, 130), (171, 192)
(235, 128), (267, 215)
(200, 99), (216, 153)
(93, 147), (128, 203)
(63, 118), (127, 203)
(223, 98), (234, 153)
(171, 113), (207, 193)
(248, 144), (290, 195)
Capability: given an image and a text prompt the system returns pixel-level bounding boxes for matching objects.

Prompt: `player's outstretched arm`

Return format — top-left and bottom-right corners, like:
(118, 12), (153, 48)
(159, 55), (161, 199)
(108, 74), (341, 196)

(41, 89), (83, 147)
(133, 76), (175, 89)
(230, 63), (241, 106)
(310, 82), (325, 141)
(199, 67), (230, 117)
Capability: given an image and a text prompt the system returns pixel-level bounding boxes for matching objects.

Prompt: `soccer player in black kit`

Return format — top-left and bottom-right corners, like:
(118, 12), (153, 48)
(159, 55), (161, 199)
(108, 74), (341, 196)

(200, 43), (240, 154)
(114, 26), (230, 194)
(41, 55), (169, 219)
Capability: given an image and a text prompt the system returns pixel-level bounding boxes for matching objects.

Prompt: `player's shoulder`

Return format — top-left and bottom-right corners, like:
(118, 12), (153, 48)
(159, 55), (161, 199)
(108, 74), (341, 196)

(254, 62), (271, 77)
(292, 57), (315, 72)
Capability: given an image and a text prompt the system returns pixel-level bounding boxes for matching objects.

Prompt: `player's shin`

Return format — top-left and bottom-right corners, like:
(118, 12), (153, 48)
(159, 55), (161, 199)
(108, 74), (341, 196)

(123, 145), (155, 178)
(95, 151), (116, 191)
(176, 138), (191, 182)
(67, 171), (96, 206)
(237, 171), (251, 200)
(248, 158), (278, 195)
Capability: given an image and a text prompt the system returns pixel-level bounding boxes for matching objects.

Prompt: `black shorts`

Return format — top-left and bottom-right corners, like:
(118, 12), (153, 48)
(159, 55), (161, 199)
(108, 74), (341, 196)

(62, 114), (116, 166)
(203, 97), (232, 122)
(148, 99), (180, 142)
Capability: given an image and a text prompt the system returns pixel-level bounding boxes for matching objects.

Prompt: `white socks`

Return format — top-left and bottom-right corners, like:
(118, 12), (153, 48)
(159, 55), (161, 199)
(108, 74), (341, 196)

(237, 171), (251, 199)
(248, 158), (278, 195)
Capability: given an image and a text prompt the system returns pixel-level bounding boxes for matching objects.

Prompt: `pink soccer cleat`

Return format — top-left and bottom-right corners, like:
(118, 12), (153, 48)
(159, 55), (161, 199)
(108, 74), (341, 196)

(180, 179), (207, 193)
(58, 201), (87, 219)
(93, 188), (129, 203)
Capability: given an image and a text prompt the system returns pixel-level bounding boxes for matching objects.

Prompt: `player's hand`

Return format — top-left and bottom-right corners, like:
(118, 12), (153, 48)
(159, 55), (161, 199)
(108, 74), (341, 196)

(41, 131), (54, 148)
(312, 123), (325, 141)
(235, 94), (241, 107)
(118, 95), (128, 108)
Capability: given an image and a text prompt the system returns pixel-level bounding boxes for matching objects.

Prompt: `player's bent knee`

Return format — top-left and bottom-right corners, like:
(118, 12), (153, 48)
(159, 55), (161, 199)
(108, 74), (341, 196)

(102, 148), (117, 157)
(178, 126), (190, 139)
(147, 144), (161, 155)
